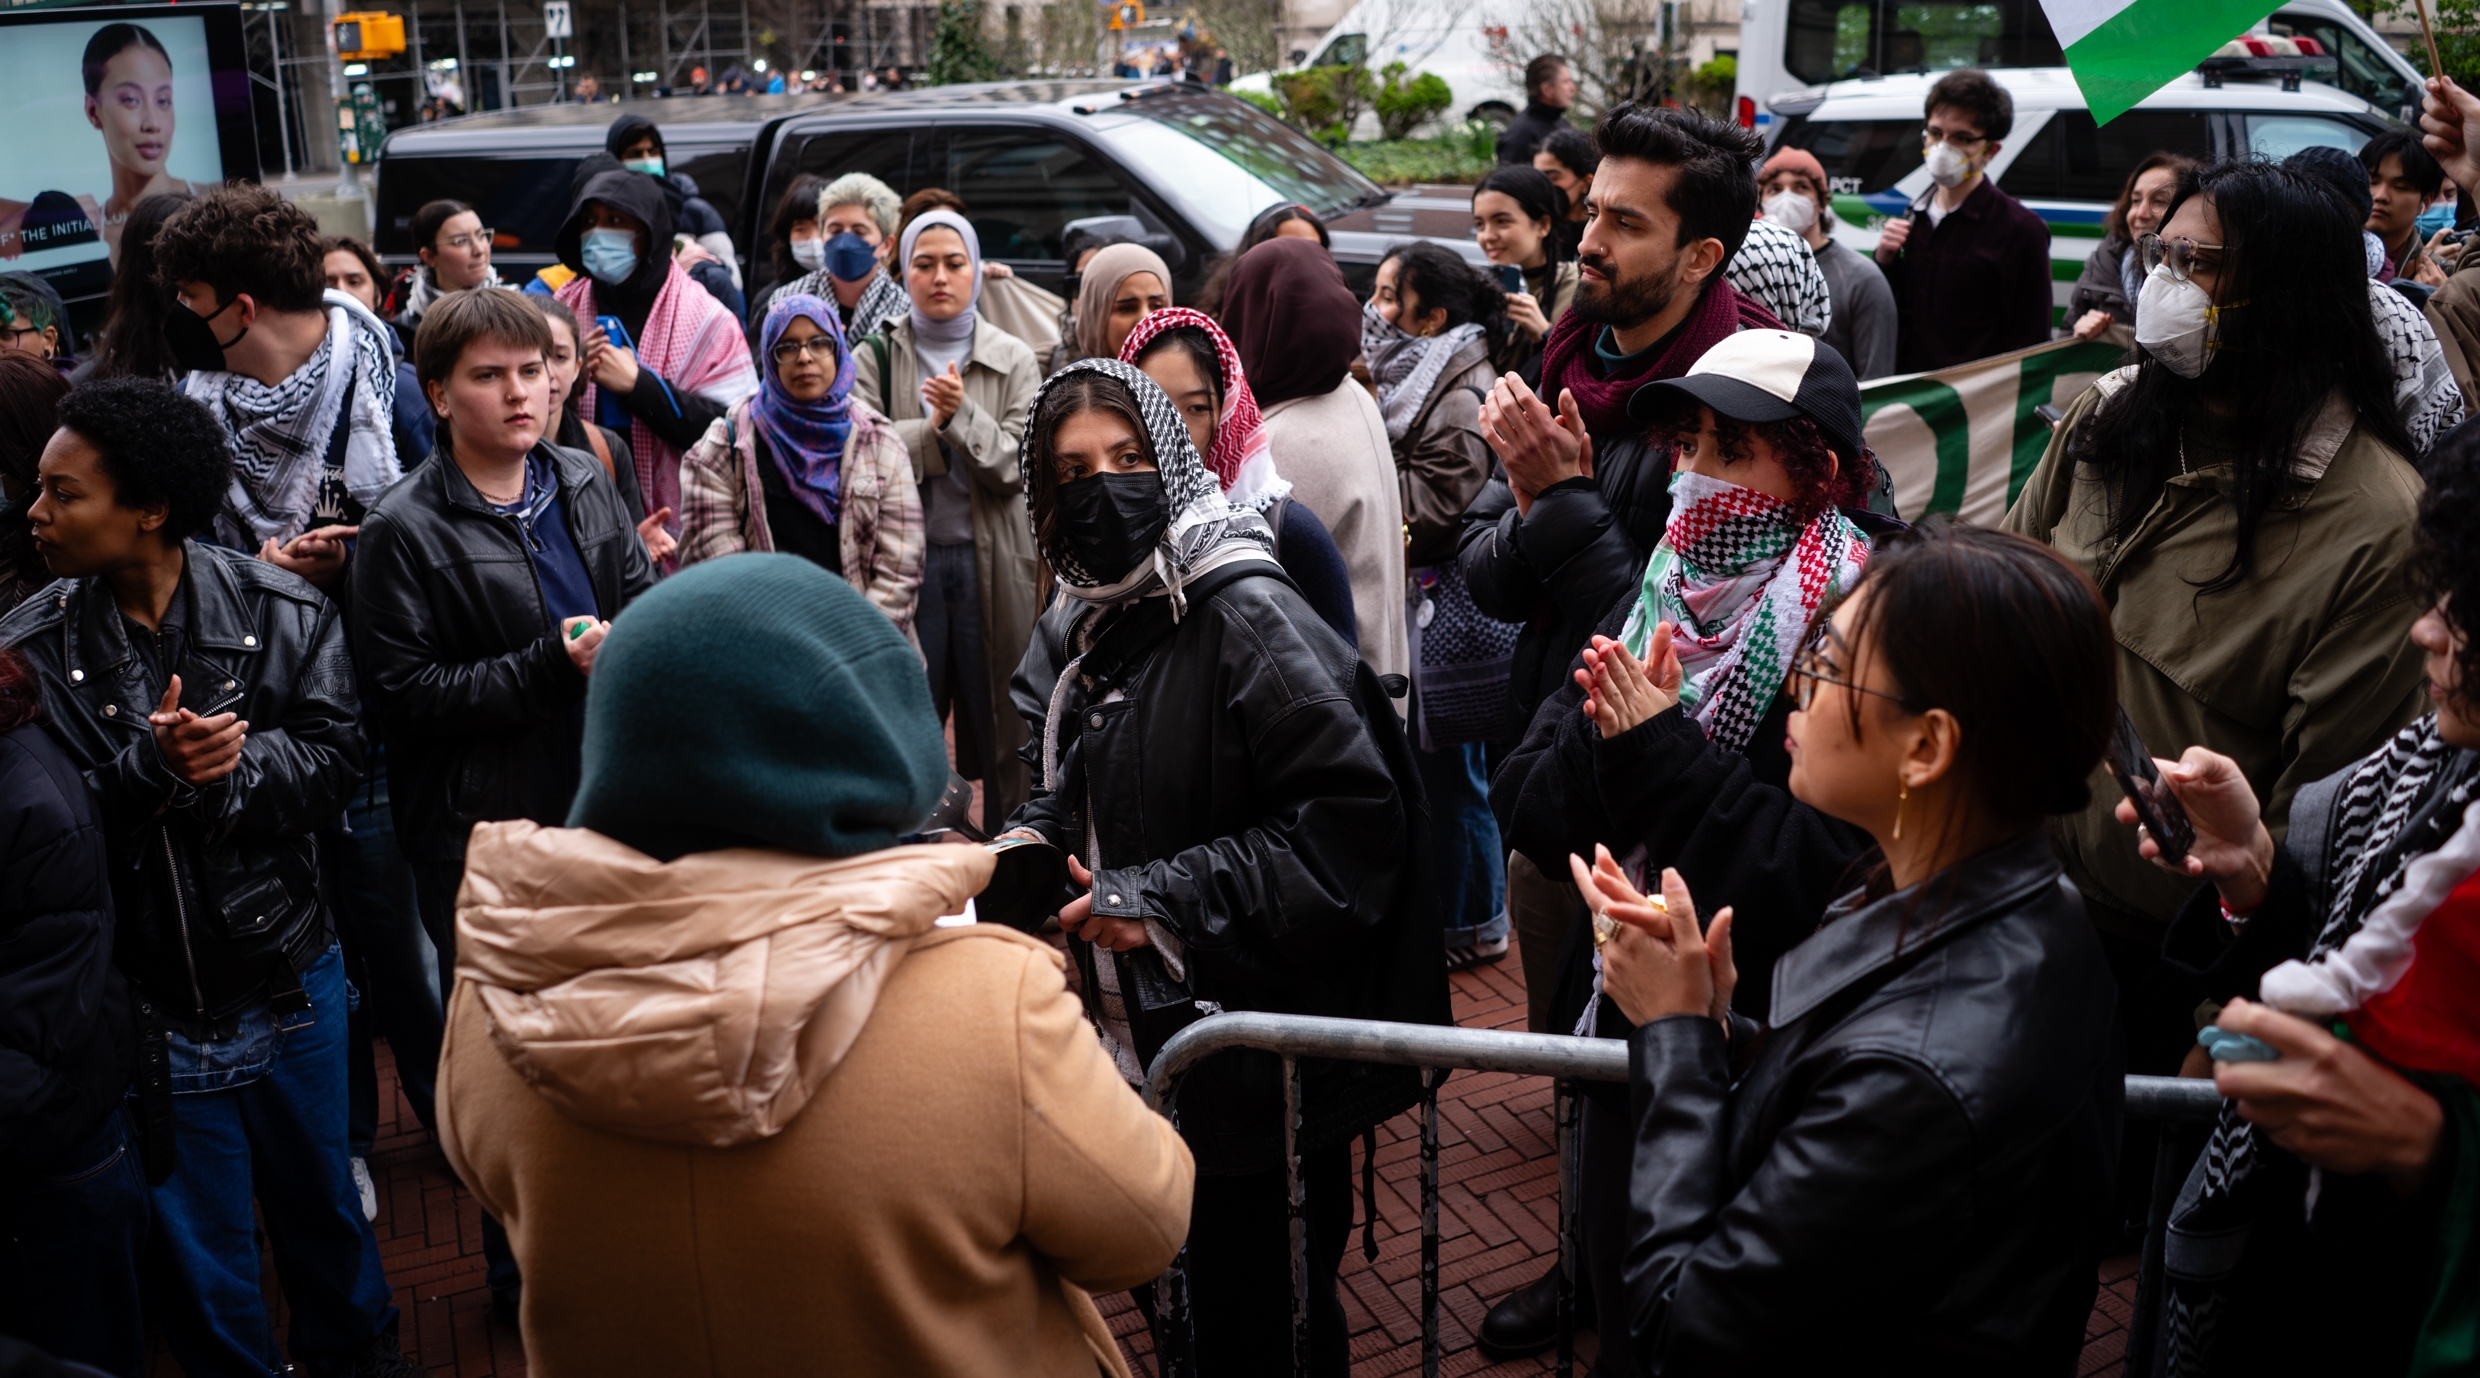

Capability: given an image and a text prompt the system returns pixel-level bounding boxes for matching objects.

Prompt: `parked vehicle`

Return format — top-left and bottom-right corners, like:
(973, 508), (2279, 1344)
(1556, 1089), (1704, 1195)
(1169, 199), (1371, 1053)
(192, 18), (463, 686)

(377, 81), (1486, 306)
(1733, 0), (2419, 138)
(1770, 65), (2398, 327)
(1227, 0), (1532, 133)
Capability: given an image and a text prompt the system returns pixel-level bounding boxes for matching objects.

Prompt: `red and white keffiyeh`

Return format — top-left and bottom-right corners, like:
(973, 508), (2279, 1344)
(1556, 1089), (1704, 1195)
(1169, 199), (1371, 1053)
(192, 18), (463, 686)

(1118, 307), (1287, 509)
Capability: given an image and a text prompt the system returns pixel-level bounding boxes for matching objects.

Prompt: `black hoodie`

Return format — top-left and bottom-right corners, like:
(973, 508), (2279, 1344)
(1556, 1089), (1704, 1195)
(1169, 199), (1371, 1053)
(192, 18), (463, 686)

(557, 166), (732, 455)
(602, 114), (731, 242)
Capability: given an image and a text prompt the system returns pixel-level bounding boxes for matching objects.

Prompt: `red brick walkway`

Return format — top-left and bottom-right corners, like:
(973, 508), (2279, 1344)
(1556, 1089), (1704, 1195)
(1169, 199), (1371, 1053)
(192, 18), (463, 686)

(177, 928), (2144, 1376)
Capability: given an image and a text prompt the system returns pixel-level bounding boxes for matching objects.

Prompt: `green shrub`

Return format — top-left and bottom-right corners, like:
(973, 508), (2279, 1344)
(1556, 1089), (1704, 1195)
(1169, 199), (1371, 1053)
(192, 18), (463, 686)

(1373, 62), (1453, 140)
(1340, 131), (1493, 186)
(1273, 64), (1375, 139)
(1233, 87), (1286, 119)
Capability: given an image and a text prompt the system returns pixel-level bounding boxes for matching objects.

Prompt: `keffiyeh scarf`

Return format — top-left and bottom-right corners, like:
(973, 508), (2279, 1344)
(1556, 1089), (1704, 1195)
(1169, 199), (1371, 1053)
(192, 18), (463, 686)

(186, 290), (400, 548)
(767, 267), (907, 342)
(1726, 215), (1832, 338)
(750, 294), (854, 525)
(1617, 470), (1869, 754)
(1116, 307), (1288, 508)
(1030, 357), (1279, 789)
(1361, 302), (1485, 444)
(2164, 720), (2480, 1375)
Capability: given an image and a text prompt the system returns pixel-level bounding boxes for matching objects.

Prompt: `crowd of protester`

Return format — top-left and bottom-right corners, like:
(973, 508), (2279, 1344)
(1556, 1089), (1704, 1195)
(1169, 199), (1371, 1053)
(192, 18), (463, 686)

(2, 63), (2478, 1378)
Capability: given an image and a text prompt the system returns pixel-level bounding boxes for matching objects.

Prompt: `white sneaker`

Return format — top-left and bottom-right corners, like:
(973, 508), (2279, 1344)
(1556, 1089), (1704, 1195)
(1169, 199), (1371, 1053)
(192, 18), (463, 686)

(352, 1156), (378, 1222)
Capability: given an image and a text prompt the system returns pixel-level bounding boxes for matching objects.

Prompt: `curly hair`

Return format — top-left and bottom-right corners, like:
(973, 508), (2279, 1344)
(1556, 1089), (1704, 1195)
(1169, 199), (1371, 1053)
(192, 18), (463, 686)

(152, 183), (328, 314)
(2413, 422), (2480, 718)
(0, 647), (39, 732)
(1639, 394), (1875, 522)
(55, 377), (233, 539)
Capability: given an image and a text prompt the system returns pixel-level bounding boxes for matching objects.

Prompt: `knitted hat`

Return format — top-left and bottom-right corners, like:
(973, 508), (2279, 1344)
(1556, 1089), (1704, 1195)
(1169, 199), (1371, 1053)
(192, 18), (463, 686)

(2284, 145), (2374, 228)
(568, 555), (949, 861)
(1759, 146), (1829, 197)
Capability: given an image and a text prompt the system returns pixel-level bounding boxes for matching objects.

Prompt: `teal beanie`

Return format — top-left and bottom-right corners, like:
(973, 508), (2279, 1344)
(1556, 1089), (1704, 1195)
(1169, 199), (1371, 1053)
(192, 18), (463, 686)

(567, 555), (950, 861)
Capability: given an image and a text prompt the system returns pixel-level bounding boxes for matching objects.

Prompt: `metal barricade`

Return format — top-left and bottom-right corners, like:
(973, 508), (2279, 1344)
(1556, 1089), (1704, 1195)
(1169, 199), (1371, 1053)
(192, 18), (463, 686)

(1139, 1012), (2224, 1378)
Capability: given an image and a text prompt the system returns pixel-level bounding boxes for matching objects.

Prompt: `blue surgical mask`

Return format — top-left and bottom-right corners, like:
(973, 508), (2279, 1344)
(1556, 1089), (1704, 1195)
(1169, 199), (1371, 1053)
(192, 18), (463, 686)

(2418, 200), (2456, 238)
(622, 156), (665, 178)
(824, 231), (878, 283)
(581, 228), (639, 285)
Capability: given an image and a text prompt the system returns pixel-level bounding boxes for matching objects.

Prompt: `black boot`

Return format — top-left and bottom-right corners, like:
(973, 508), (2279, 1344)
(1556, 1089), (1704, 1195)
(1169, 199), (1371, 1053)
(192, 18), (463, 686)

(1475, 1258), (1594, 1359)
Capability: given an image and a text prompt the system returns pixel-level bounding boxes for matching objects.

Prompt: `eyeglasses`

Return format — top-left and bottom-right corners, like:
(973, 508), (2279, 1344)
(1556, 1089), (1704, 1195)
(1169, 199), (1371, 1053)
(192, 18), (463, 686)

(770, 337), (837, 364)
(0, 324), (44, 345)
(440, 228), (495, 252)
(1786, 630), (1911, 713)
(1921, 126), (1988, 149)
(2137, 232), (2224, 282)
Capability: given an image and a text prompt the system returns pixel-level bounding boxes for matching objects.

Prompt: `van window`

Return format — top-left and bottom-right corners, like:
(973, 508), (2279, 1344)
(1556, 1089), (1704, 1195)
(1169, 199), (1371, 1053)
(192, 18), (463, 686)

(1317, 33), (1367, 70)
(1778, 117), (1925, 194)
(1784, 0), (2062, 84)
(936, 129), (1135, 262)
(2245, 113), (2369, 160)
(376, 157), (579, 256)
(2055, 110), (2212, 201)
(2269, 12), (2413, 116)
(1995, 118), (2061, 199)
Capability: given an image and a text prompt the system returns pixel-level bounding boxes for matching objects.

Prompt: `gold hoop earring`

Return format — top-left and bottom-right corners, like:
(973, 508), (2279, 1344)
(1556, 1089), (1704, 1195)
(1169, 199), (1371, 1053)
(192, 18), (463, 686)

(1893, 778), (1909, 842)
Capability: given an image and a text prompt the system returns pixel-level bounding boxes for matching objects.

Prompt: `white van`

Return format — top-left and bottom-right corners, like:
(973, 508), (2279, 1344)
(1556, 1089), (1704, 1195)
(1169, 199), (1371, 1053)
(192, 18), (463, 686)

(1769, 66), (2399, 324)
(1733, 0), (2420, 138)
(1228, 0), (1532, 133)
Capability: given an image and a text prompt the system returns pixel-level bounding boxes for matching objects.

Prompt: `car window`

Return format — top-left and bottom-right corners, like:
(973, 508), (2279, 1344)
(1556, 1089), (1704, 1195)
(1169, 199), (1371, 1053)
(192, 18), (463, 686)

(1996, 117), (2062, 199)
(1126, 91), (1378, 220)
(1778, 117), (1925, 195)
(936, 128), (1134, 262)
(1317, 33), (1367, 69)
(2245, 113), (2369, 161)
(376, 156), (579, 256)
(675, 148), (750, 247)
(2269, 12), (2413, 116)
(2054, 110), (2213, 201)
(1784, 0), (2062, 84)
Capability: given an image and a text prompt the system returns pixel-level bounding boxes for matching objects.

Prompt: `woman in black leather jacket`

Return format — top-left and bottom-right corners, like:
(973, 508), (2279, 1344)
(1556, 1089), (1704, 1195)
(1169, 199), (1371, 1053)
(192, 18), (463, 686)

(1001, 359), (1445, 1377)
(1571, 521), (2123, 1374)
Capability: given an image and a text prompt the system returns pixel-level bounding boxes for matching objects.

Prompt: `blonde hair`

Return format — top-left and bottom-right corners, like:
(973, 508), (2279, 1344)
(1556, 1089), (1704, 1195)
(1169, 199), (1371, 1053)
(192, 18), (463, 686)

(816, 173), (901, 239)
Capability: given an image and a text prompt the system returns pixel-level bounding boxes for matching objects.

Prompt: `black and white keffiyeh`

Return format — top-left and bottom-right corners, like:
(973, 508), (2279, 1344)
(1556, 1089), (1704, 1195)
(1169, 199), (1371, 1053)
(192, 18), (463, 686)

(1727, 216), (1832, 338)
(2367, 280), (2464, 455)
(185, 290), (400, 548)
(2162, 718), (2480, 1374)
(766, 267), (908, 343)
(1029, 358), (1279, 787)
(1362, 302), (1484, 444)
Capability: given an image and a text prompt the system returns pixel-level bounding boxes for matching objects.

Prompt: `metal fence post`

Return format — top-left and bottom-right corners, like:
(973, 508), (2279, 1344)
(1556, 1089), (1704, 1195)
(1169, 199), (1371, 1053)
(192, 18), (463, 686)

(2124, 1130), (2183, 1378)
(1555, 1079), (1579, 1378)
(1284, 1054), (1309, 1377)
(1419, 1068), (1441, 1378)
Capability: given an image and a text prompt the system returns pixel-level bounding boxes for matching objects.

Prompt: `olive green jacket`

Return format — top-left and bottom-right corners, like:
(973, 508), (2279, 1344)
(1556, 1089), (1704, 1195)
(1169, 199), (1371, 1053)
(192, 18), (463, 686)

(2004, 374), (2428, 935)
(853, 317), (1044, 830)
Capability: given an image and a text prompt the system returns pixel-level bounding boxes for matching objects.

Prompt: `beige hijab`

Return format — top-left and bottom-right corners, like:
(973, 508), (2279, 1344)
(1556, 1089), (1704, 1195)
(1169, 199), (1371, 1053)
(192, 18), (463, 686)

(1072, 242), (1173, 361)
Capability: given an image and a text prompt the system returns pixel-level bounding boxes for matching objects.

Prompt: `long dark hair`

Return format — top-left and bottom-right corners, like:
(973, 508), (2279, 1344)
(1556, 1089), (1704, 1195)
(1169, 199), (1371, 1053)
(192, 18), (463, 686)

(2065, 159), (2412, 593)
(0, 351), (69, 602)
(85, 191), (189, 382)
(1474, 165), (1572, 264)
(765, 173), (830, 286)
(1382, 240), (1516, 361)
(1025, 371), (1155, 569)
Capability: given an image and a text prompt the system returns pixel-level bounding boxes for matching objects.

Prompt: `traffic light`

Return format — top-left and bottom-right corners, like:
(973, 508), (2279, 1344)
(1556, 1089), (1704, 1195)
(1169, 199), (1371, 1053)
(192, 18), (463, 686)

(333, 12), (406, 59)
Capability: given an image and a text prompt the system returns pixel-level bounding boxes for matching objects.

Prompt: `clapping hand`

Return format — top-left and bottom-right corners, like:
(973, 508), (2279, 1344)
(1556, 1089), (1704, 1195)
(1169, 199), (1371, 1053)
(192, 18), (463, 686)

(923, 361), (965, 429)
(1571, 844), (1735, 1029)
(1575, 631), (1680, 738)
(149, 674), (247, 786)
(1479, 374), (1591, 518)
(2110, 745), (2275, 912)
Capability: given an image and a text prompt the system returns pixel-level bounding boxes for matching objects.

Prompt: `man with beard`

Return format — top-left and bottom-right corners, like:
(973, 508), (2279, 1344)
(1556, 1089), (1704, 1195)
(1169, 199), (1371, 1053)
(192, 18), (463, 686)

(1453, 101), (1785, 1361)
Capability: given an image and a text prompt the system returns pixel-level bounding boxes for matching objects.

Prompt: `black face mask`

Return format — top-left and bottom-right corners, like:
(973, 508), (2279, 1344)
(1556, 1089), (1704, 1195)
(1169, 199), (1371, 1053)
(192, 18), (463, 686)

(1054, 470), (1167, 581)
(165, 296), (245, 374)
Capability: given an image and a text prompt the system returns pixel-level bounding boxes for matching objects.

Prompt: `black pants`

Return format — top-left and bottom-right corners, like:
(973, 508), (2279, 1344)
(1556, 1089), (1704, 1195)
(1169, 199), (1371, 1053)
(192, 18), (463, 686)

(1184, 1142), (1354, 1378)
(1580, 1098), (1640, 1378)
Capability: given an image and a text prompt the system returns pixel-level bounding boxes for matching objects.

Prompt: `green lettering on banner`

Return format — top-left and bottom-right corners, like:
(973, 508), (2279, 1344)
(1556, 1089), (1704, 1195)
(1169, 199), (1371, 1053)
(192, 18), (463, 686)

(1861, 379), (1971, 517)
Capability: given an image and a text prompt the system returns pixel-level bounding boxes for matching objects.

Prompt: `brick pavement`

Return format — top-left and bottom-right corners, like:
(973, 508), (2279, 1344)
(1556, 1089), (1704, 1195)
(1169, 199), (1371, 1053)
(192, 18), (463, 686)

(168, 927), (2145, 1376)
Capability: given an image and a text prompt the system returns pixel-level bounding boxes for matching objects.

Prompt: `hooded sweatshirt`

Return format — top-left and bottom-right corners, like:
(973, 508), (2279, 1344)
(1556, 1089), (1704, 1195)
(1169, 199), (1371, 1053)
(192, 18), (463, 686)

(603, 114), (740, 286)
(437, 821), (1194, 1375)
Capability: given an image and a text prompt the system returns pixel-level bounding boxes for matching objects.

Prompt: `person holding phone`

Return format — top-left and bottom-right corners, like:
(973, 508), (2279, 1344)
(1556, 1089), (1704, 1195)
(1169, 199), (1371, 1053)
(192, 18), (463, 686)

(1470, 166), (1577, 382)
(2105, 415), (2480, 1377)
(350, 289), (654, 1321)
(0, 378), (412, 1378)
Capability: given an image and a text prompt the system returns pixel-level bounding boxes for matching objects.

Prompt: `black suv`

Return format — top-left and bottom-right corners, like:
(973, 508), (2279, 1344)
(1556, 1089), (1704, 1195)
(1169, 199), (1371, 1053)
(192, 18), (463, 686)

(375, 80), (1485, 304)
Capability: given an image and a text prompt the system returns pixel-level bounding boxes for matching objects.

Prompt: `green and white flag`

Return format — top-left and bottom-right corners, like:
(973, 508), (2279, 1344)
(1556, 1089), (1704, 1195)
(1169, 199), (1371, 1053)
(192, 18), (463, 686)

(2042, 0), (2282, 122)
(1860, 337), (2125, 526)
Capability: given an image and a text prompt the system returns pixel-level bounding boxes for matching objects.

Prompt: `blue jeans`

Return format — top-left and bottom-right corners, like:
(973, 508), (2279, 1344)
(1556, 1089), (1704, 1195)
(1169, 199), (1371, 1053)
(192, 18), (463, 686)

(333, 762), (441, 1147)
(0, 1108), (150, 1378)
(1415, 739), (1509, 948)
(152, 943), (398, 1378)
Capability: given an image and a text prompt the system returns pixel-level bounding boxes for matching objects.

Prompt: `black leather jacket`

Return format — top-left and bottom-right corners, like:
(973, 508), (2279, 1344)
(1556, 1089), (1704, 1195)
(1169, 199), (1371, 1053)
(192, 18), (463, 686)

(1008, 566), (1450, 1174)
(349, 444), (655, 862)
(1621, 832), (2122, 1375)
(1456, 430), (1672, 737)
(0, 543), (362, 1027)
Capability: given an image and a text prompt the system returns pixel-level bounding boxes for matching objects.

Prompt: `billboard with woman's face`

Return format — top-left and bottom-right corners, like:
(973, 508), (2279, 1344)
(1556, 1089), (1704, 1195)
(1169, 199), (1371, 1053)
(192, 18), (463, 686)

(0, 4), (259, 325)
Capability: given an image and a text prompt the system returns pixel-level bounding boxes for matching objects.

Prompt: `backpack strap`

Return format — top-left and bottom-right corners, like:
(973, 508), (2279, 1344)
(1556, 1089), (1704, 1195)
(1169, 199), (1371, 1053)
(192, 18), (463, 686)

(865, 329), (893, 416)
(581, 421), (617, 480)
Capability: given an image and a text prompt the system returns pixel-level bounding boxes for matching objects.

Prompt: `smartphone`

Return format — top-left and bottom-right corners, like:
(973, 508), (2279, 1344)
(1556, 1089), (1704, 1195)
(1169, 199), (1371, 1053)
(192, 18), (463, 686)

(2033, 403), (2064, 429)
(1494, 263), (1525, 294)
(2105, 706), (2193, 866)
(593, 315), (633, 429)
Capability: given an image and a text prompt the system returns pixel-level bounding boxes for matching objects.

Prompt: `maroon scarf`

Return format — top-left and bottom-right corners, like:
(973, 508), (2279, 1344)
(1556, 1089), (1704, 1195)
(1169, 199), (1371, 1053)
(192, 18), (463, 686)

(1539, 278), (1785, 437)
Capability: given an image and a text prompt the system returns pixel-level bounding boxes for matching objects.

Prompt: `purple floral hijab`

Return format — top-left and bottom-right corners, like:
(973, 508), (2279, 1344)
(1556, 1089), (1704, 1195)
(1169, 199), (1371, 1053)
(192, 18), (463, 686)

(752, 293), (854, 525)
